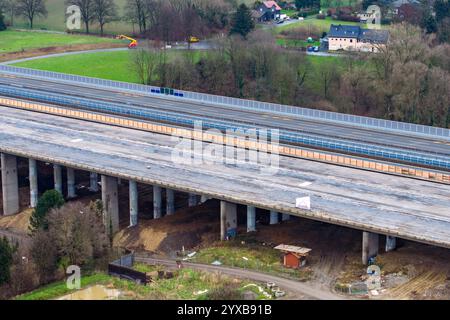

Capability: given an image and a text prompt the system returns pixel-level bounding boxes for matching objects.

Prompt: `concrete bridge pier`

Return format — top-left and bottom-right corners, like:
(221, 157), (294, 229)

(362, 231), (379, 265)
(53, 164), (63, 194)
(153, 186), (162, 219)
(1, 153), (19, 215)
(247, 206), (256, 232)
(385, 236), (397, 252)
(200, 195), (211, 203)
(89, 172), (99, 192)
(67, 168), (76, 199)
(188, 193), (198, 207)
(166, 189), (175, 215)
(220, 201), (237, 240)
(282, 213), (290, 221)
(101, 175), (119, 234)
(129, 180), (138, 227)
(270, 210), (279, 225)
(29, 158), (38, 208)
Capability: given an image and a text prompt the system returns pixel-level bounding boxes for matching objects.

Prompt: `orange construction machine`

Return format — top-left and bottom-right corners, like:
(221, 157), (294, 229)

(116, 35), (138, 49)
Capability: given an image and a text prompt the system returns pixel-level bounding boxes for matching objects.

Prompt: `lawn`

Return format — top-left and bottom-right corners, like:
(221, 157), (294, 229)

(13, 50), (140, 82)
(0, 30), (121, 54)
(12, 50), (205, 83)
(15, 266), (270, 300)
(275, 17), (366, 34)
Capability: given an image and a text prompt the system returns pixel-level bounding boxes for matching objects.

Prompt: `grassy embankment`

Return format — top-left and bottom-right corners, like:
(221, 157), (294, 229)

(0, 30), (122, 54)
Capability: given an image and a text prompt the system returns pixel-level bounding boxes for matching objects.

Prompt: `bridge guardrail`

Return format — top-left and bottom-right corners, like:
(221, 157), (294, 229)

(1, 65), (449, 140)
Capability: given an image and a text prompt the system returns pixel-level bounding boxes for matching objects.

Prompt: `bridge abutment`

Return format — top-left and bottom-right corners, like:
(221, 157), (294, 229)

(1, 153), (19, 215)
(101, 175), (119, 234)
(362, 231), (379, 265)
(220, 201), (237, 240)
(29, 158), (38, 208)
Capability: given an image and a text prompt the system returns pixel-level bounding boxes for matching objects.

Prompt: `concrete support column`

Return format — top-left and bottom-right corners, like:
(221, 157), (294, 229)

(129, 180), (138, 227)
(220, 201), (237, 240)
(270, 210), (279, 225)
(153, 186), (162, 219)
(282, 213), (290, 221)
(247, 206), (256, 233)
(362, 231), (379, 265)
(1, 154), (19, 215)
(67, 168), (76, 199)
(200, 195), (211, 203)
(101, 175), (119, 234)
(188, 193), (198, 207)
(385, 236), (397, 252)
(89, 172), (99, 192)
(29, 158), (38, 208)
(166, 189), (175, 215)
(53, 164), (63, 194)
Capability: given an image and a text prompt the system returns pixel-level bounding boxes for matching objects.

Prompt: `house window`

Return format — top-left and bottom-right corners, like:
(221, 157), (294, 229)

(350, 39), (353, 43)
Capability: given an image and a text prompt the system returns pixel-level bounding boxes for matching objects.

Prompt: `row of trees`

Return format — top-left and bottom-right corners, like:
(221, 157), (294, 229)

(1, 0), (239, 37)
(0, 0), (119, 32)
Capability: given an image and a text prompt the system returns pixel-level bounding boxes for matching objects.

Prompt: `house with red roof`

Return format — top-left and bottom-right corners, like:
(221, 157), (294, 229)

(254, 1), (282, 22)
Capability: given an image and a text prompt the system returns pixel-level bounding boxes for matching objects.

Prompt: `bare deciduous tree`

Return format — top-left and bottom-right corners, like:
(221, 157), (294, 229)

(15, 0), (47, 29)
(92, 0), (117, 35)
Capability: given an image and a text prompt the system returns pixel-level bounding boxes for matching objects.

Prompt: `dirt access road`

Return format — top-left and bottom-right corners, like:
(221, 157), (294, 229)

(135, 256), (344, 300)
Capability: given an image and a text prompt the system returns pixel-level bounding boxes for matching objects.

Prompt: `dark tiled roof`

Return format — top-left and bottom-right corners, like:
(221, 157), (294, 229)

(328, 24), (361, 38)
(328, 24), (389, 44)
(360, 29), (389, 43)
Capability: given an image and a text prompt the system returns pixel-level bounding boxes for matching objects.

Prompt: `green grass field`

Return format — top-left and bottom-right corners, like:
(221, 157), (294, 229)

(14, 50), (139, 82)
(276, 17), (366, 34)
(0, 30), (121, 53)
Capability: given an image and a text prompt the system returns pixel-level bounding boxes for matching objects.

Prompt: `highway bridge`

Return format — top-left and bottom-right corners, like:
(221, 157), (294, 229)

(0, 67), (449, 264)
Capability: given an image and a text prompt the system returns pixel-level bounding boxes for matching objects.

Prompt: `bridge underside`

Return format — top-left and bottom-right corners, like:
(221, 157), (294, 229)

(1, 107), (450, 249)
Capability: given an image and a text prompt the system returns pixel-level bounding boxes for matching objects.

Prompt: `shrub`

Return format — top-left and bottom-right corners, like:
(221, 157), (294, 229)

(206, 284), (243, 300)
(316, 14), (326, 20)
(336, 14), (361, 23)
(29, 190), (65, 234)
(0, 237), (15, 285)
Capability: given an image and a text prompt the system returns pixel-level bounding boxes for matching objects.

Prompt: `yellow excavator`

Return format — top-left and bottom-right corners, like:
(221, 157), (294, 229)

(116, 35), (138, 49)
(188, 36), (200, 43)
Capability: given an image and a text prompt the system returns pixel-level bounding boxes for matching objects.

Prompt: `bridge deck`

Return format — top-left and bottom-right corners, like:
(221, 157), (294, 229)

(1, 107), (449, 248)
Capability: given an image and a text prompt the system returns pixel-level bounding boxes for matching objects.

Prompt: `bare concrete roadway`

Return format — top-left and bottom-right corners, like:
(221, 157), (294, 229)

(0, 107), (449, 249)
